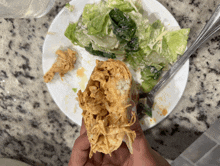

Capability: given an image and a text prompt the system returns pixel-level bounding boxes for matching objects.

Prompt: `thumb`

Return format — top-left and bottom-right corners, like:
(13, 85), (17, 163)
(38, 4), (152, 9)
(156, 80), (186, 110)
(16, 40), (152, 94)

(68, 132), (90, 166)
(130, 115), (152, 154)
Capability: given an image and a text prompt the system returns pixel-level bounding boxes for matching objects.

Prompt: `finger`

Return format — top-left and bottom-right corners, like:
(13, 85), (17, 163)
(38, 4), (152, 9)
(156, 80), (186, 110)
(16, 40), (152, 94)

(92, 152), (103, 166)
(80, 118), (87, 135)
(130, 115), (145, 139)
(130, 115), (152, 154)
(102, 142), (130, 166)
(68, 132), (90, 166)
(113, 142), (130, 162)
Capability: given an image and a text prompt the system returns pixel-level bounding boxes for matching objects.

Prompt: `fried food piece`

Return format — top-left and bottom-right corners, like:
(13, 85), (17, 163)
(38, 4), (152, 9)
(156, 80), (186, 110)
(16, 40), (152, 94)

(44, 49), (77, 83)
(78, 59), (136, 158)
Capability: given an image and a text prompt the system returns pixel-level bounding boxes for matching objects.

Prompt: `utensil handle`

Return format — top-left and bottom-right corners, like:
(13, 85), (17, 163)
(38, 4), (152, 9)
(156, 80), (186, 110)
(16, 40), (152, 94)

(150, 4), (220, 96)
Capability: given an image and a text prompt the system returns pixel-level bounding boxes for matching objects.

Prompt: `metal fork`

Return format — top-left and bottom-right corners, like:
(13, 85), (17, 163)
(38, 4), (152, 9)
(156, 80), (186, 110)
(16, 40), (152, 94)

(139, 4), (220, 117)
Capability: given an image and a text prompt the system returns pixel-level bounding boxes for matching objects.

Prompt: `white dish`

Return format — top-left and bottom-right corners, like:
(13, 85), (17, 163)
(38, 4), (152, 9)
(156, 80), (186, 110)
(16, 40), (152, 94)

(42, 0), (189, 130)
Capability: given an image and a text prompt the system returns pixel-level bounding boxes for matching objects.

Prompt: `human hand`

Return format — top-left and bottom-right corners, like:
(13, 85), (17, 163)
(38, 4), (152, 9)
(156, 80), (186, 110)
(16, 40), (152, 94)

(68, 117), (170, 166)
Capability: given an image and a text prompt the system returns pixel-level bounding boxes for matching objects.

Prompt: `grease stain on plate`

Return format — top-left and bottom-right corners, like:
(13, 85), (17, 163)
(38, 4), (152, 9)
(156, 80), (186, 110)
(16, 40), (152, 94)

(65, 95), (69, 110)
(77, 67), (88, 91)
(150, 118), (156, 123)
(162, 108), (168, 116)
(77, 67), (85, 77)
(73, 105), (76, 113)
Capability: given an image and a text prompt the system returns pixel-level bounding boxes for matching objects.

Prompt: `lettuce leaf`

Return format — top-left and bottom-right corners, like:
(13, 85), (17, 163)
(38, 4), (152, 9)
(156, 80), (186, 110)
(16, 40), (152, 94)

(82, 3), (110, 36)
(126, 49), (145, 69)
(85, 43), (116, 59)
(109, 8), (137, 43)
(106, 0), (143, 13)
(141, 65), (163, 92)
(82, 4), (99, 26)
(106, 0), (134, 12)
(64, 22), (90, 47)
(161, 29), (190, 62)
(88, 35), (118, 50)
(65, 23), (84, 47)
(141, 79), (158, 93)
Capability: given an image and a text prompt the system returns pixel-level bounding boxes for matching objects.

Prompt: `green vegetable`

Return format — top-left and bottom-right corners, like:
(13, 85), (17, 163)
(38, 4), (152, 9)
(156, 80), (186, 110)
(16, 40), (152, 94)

(139, 20), (166, 52)
(64, 23), (83, 47)
(141, 66), (163, 80)
(65, 22), (90, 47)
(126, 49), (145, 69)
(85, 43), (116, 59)
(128, 11), (148, 40)
(65, 3), (74, 12)
(87, 13), (109, 36)
(138, 103), (152, 117)
(82, 4), (99, 26)
(125, 37), (139, 52)
(141, 79), (158, 93)
(109, 8), (139, 53)
(64, 0), (190, 93)
(141, 66), (163, 92)
(65, 3), (71, 8)
(109, 8), (137, 43)
(162, 29), (190, 62)
(82, 3), (110, 36)
(106, 0), (135, 12)
(72, 88), (77, 93)
(88, 35), (118, 50)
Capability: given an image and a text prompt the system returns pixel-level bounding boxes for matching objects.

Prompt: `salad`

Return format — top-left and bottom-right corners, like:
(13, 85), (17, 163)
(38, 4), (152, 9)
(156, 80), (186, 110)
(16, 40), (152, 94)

(64, 0), (190, 92)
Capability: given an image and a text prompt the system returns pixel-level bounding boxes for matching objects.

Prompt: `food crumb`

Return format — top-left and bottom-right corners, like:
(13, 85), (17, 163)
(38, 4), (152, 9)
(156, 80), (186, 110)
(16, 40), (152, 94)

(72, 88), (77, 93)
(47, 32), (56, 35)
(43, 48), (77, 83)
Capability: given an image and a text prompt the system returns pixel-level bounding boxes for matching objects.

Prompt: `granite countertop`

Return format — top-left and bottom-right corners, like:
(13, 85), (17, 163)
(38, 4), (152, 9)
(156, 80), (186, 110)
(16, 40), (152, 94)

(0, 0), (220, 165)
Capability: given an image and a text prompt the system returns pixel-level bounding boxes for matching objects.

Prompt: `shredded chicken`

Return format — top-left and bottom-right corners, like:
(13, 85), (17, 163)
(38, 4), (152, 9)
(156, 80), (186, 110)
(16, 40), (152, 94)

(44, 49), (77, 83)
(78, 59), (136, 158)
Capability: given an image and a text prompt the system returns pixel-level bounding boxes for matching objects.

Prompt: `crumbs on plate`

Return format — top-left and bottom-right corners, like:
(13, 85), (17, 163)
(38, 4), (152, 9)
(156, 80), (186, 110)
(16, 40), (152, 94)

(43, 48), (77, 83)
(47, 32), (56, 35)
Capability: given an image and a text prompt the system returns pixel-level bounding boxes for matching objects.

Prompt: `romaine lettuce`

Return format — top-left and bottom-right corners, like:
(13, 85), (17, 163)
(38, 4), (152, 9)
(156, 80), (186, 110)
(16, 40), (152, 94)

(64, 23), (85, 47)
(106, 0), (135, 12)
(162, 29), (190, 62)
(82, 3), (111, 36)
(85, 43), (116, 58)
(141, 65), (164, 92)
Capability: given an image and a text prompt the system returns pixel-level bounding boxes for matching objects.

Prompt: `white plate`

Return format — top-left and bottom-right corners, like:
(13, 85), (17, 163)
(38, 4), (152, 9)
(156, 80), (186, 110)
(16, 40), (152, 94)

(42, 0), (189, 130)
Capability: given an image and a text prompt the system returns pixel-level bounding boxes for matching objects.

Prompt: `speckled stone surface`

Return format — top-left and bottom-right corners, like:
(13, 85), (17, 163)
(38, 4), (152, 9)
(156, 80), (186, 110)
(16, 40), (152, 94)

(0, 0), (220, 165)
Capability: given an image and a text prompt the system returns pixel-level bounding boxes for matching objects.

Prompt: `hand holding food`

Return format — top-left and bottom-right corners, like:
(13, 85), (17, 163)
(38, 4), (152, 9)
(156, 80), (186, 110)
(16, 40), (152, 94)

(68, 109), (170, 166)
